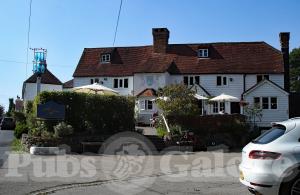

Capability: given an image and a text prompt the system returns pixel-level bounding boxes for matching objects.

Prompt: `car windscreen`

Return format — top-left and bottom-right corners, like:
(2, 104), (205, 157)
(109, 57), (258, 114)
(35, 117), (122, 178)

(252, 126), (286, 144)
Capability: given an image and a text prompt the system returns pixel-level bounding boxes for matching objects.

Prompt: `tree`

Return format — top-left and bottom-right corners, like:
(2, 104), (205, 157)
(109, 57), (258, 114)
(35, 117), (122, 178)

(156, 84), (200, 116)
(0, 104), (4, 118)
(6, 98), (15, 117)
(244, 104), (263, 130)
(290, 47), (300, 92)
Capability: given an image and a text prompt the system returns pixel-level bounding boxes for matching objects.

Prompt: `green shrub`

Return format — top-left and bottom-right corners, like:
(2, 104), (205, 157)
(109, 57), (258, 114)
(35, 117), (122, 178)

(169, 125), (182, 136)
(13, 111), (26, 123)
(14, 122), (29, 139)
(156, 126), (168, 138)
(54, 122), (74, 138)
(29, 121), (48, 137)
(34, 91), (135, 134)
(41, 130), (54, 139)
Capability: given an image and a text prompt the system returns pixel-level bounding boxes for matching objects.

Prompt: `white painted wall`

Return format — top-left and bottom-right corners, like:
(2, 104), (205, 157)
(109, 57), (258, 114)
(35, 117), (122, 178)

(243, 82), (289, 127)
(245, 74), (284, 90)
(23, 83), (62, 101)
(74, 76), (134, 96)
(134, 73), (169, 95)
(170, 74), (243, 99)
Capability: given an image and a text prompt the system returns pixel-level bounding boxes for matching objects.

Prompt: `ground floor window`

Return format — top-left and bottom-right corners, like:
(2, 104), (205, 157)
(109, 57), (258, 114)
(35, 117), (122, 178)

(212, 102), (226, 113)
(253, 97), (278, 110)
(140, 100), (153, 110)
(213, 102), (218, 113)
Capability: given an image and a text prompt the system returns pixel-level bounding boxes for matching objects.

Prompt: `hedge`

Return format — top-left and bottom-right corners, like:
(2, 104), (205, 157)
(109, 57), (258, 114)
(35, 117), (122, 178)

(167, 114), (249, 147)
(33, 91), (135, 134)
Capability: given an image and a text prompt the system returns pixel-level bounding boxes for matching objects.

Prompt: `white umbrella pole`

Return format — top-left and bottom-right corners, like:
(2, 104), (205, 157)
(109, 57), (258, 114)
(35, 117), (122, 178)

(161, 113), (170, 133)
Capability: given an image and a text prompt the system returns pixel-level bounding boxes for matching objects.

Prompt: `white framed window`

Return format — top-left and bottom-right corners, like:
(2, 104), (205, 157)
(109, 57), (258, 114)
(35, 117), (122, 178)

(183, 75), (200, 86)
(216, 76), (227, 86)
(270, 97), (277, 109)
(213, 102), (218, 113)
(253, 97), (278, 110)
(198, 49), (209, 58)
(146, 100), (153, 110)
(101, 54), (111, 63)
(113, 78), (129, 89)
(257, 75), (269, 83)
(220, 102), (225, 112)
(140, 100), (153, 111)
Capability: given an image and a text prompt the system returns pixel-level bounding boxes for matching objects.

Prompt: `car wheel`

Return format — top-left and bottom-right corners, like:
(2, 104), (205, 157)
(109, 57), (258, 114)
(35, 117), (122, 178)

(280, 172), (300, 195)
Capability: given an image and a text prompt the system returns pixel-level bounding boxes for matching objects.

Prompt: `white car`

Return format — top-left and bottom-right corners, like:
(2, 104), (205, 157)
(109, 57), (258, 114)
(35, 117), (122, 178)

(239, 118), (300, 195)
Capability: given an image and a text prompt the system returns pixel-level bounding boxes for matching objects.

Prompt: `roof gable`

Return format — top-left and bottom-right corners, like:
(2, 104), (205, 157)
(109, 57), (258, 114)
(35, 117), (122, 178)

(63, 79), (73, 88)
(24, 69), (62, 85)
(243, 79), (289, 96)
(136, 88), (157, 97)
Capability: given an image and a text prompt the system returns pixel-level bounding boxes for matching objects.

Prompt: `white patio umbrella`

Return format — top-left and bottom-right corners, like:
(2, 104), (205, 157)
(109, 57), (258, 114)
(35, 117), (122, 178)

(72, 83), (119, 95)
(150, 96), (170, 101)
(209, 93), (239, 102)
(194, 94), (208, 100)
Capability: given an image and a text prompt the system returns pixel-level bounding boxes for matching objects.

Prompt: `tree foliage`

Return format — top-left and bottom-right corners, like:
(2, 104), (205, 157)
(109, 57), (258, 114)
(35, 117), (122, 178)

(244, 104), (263, 129)
(156, 84), (200, 116)
(6, 98), (15, 117)
(290, 47), (300, 92)
(0, 104), (4, 118)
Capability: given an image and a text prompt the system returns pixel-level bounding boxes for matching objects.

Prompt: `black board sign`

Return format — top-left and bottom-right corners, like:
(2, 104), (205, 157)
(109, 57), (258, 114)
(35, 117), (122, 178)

(37, 101), (65, 120)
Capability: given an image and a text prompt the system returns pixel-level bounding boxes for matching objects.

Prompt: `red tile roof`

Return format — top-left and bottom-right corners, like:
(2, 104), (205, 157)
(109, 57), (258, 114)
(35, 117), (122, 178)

(73, 42), (284, 77)
(24, 69), (62, 85)
(136, 88), (157, 97)
(63, 79), (74, 88)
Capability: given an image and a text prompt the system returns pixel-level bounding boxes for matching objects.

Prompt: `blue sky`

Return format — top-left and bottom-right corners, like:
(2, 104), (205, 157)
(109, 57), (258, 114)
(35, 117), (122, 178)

(0, 0), (300, 110)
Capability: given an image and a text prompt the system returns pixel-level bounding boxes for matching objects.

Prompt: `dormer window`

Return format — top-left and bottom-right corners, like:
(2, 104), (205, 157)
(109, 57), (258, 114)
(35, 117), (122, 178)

(198, 49), (209, 58)
(101, 53), (111, 63)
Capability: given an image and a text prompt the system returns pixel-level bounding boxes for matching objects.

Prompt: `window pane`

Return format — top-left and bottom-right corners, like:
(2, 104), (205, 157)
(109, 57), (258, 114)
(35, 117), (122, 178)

(190, 77), (194, 85)
(254, 97), (260, 108)
(217, 76), (222, 86)
(262, 97), (269, 109)
(119, 79), (123, 88)
(147, 100), (153, 110)
(90, 79), (94, 84)
(184, 76), (188, 85)
(220, 102), (225, 111)
(95, 79), (99, 83)
(204, 49), (208, 57)
(195, 76), (200, 85)
(271, 97), (277, 109)
(124, 79), (128, 88)
(113, 79), (118, 88)
(257, 75), (263, 83)
(198, 50), (203, 57)
(213, 102), (218, 113)
(223, 77), (227, 85)
(264, 75), (269, 80)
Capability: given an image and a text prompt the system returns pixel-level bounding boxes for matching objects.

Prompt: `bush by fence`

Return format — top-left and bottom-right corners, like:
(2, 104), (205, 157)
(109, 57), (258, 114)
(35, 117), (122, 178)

(33, 91), (135, 134)
(167, 114), (249, 148)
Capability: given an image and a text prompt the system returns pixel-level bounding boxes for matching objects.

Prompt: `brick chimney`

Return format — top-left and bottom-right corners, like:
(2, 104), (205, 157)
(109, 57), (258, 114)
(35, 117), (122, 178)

(280, 32), (290, 92)
(152, 28), (169, 53)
